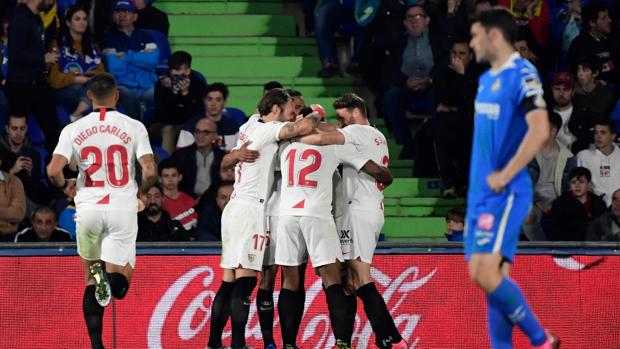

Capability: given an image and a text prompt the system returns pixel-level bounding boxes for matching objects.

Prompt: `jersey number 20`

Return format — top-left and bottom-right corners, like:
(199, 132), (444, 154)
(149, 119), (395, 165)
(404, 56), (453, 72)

(81, 145), (129, 187)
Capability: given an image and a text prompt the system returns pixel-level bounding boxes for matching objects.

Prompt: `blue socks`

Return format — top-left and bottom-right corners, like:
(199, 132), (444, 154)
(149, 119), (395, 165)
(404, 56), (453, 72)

(487, 278), (547, 347)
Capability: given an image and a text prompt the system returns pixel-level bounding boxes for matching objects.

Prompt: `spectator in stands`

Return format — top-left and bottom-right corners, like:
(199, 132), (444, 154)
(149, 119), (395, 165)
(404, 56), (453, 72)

(473, 0), (492, 15)
(153, 50), (207, 154)
(75, 0), (113, 45)
(433, 38), (479, 198)
(177, 83), (240, 152)
(14, 206), (71, 242)
(314, 0), (358, 77)
(524, 112), (576, 240)
(158, 159), (198, 234)
(550, 71), (579, 150)
(6, 0), (61, 152)
(568, 2), (615, 85)
(499, 0), (550, 47)
(573, 55), (615, 121)
(40, 0), (60, 49)
(172, 118), (224, 198)
(587, 188), (620, 241)
(103, 0), (159, 120)
(49, 6), (105, 120)
(263, 80), (283, 95)
(444, 207), (465, 242)
(196, 180), (233, 241)
(138, 183), (191, 241)
(0, 114), (53, 206)
(134, 0), (169, 36)
(549, 167), (606, 241)
(381, 4), (442, 159)
(551, 0), (582, 68)
(576, 119), (620, 206)
(0, 148), (26, 242)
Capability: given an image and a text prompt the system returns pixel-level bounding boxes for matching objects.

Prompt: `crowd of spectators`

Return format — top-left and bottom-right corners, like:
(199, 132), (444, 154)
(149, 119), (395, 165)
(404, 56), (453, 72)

(1, 0), (619, 243)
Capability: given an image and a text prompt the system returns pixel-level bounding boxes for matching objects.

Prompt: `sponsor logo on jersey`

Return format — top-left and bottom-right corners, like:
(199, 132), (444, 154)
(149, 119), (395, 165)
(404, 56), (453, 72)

(491, 78), (501, 92)
(474, 102), (500, 120)
(477, 213), (494, 230)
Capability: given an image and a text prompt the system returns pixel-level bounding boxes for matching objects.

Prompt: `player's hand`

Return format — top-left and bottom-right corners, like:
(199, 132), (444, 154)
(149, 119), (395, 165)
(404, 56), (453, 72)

(64, 178), (77, 198)
(236, 141), (259, 163)
(487, 171), (509, 193)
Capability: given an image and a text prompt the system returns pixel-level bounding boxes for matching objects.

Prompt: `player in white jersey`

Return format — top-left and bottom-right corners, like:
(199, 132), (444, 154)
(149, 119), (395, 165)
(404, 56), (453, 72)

(275, 137), (392, 348)
(300, 93), (407, 349)
(46, 74), (157, 349)
(207, 89), (321, 349)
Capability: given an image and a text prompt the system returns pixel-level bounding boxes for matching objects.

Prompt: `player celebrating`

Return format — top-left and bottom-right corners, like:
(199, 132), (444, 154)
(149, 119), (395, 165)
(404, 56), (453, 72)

(467, 8), (558, 349)
(300, 93), (406, 349)
(46, 73), (157, 349)
(276, 134), (392, 349)
(208, 89), (320, 349)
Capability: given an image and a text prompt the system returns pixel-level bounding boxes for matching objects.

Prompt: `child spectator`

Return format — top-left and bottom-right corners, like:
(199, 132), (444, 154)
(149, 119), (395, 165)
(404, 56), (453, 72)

(158, 159), (197, 234)
(549, 167), (606, 241)
(445, 207), (465, 242)
(573, 55), (615, 121)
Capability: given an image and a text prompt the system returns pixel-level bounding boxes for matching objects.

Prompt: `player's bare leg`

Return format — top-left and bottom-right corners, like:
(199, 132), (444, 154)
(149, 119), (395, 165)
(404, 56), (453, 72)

(317, 261), (354, 349)
(347, 259), (405, 349)
(208, 268), (236, 349)
(230, 268), (259, 349)
(258, 265), (278, 349)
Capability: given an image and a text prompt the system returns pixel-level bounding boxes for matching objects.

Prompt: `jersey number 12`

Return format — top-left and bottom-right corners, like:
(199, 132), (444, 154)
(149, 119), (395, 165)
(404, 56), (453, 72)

(285, 148), (322, 188)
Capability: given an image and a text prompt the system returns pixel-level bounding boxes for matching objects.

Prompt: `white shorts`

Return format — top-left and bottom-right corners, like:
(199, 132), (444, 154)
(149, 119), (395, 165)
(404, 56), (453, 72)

(263, 215), (278, 266)
(276, 215), (342, 268)
(75, 209), (138, 268)
(336, 209), (384, 264)
(220, 200), (267, 271)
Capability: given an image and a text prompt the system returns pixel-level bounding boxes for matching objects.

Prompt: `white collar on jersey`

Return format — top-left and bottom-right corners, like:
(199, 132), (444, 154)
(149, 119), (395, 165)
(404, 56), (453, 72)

(489, 52), (520, 77)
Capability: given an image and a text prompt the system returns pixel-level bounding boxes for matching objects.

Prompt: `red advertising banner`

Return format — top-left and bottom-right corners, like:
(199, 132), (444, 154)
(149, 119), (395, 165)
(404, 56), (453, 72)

(1, 254), (619, 348)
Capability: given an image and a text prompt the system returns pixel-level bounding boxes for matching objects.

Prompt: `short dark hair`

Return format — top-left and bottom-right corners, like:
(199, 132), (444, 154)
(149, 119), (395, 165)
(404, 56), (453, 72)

(217, 180), (234, 191)
(169, 51), (192, 70)
(7, 114), (28, 125)
(87, 73), (117, 102)
(147, 183), (164, 194)
(263, 81), (283, 92)
(472, 7), (519, 44)
(405, 3), (427, 16)
(594, 119), (617, 134)
(286, 89), (302, 98)
(577, 55), (601, 75)
(32, 206), (57, 221)
(206, 82), (229, 100)
(446, 207), (466, 223)
(549, 112), (562, 131)
(582, 2), (609, 31)
(258, 88), (291, 116)
(333, 93), (367, 118)
(569, 166), (592, 182)
(158, 158), (181, 176)
(452, 35), (472, 48)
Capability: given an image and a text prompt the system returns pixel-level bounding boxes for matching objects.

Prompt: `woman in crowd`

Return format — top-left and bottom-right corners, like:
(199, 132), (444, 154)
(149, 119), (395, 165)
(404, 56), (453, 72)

(48, 6), (105, 121)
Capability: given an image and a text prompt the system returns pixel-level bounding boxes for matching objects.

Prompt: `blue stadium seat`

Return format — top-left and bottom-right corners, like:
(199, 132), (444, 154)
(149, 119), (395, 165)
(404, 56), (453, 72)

(58, 205), (77, 240)
(153, 145), (170, 160)
(32, 146), (49, 186)
(56, 105), (71, 126)
(27, 114), (45, 148)
(224, 107), (247, 124)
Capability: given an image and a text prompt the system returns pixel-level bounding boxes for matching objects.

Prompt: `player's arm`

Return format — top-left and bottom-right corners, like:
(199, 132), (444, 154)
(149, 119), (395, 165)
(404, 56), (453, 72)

(299, 130), (345, 145)
(221, 141), (259, 170)
(489, 108), (549, 192)
(46, 154), (69, 188)
(278, 112), (321, 140)
(361, 160), (393, 187)
(138, 154), (158, 194)
(317, 122), (338, 132)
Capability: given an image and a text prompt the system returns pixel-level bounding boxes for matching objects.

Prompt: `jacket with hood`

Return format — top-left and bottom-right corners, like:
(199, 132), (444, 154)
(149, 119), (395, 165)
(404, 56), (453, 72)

(528, 141), (576, 198)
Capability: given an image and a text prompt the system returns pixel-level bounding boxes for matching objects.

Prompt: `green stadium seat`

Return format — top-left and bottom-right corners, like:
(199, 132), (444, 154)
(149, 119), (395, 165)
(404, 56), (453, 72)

(155, 1), (282, 15)
(384, 178), (441, 198)
(169, 15), (296, 37)
(399, 197), (466, 207)
(382, 217), (446, 240)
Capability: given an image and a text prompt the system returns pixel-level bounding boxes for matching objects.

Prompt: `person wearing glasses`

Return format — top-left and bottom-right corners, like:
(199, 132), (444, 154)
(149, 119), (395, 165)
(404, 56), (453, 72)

(171, 117), (224, 199)
(380, 3), (443, 160)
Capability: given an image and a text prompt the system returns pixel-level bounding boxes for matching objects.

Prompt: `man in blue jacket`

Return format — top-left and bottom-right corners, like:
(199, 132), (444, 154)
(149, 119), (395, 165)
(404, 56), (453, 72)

(103, 0), (159, 120)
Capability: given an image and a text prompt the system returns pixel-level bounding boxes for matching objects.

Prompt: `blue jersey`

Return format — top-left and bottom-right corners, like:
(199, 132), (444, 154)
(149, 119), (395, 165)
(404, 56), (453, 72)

(467, 53), (546, 209)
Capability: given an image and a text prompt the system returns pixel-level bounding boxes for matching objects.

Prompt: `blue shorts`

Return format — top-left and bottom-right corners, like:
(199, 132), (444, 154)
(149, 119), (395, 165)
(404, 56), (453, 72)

(465, 190), (532, 262)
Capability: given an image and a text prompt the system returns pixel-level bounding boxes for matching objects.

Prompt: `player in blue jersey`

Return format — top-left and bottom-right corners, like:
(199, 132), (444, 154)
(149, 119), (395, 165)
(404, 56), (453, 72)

(467, 8), (559, 349)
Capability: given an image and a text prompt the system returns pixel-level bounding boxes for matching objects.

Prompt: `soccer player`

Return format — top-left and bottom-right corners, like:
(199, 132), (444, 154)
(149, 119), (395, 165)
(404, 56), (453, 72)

(276, 135), (392, 349)
(46, 73), (157, 349)
(467, 8), (558, 349)
(299, 93), (405, 349)
(207, 89), (320, 349)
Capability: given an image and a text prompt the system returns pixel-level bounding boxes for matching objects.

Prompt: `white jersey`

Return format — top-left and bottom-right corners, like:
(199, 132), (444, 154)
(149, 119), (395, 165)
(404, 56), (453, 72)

(232, 118), (287, 205)
(338, 124), (389, 211)
(53, 110), (152, 212)
(279, 142), (369, 219)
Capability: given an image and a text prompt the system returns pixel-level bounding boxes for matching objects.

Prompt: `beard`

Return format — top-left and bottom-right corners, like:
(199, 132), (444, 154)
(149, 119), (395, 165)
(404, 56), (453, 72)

(146, 204), (161, 216)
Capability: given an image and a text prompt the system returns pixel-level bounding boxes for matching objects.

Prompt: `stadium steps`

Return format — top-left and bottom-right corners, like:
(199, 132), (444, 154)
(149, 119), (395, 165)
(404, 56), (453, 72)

(169, 14), (296, 37)
(155, 1), (283, 15)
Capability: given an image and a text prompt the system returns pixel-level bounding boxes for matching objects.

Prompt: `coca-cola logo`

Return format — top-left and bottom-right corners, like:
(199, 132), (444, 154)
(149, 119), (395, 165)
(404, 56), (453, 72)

(147, 265), (437, 348)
